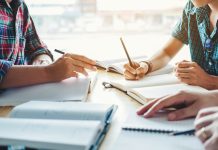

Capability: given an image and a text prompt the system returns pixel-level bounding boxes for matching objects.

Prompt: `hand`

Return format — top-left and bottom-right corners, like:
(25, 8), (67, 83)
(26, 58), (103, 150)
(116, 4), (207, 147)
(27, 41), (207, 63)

(137, 90), (218, 121)
(46, 53), (96, 81)
(175, 60), (214, 89)
(124, 62), (149, 80)
(32, 54), (53, 65)
(195, 107), (218, 150)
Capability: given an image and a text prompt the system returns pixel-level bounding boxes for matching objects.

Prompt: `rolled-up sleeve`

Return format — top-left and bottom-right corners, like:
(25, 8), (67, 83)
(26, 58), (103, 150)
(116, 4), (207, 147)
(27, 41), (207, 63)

(0, 60), (13, 83)
(171, 5), (189, 45)
(24, 17), (53, 64)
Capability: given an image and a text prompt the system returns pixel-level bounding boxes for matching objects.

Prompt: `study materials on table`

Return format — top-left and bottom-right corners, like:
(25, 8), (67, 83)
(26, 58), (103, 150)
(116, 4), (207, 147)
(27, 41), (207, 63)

(96, 56), (146, 75)
(111, 113), (204, 150)
(103, 73), (207, 105)
(0, 101), (117, 150)
(0, 72), (97, 106)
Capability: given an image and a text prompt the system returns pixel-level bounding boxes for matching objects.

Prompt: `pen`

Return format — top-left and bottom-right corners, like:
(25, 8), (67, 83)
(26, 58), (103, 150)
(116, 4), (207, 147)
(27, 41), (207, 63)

(54, 49), (65, 54)
(170, 129), (195, 136)
(120, 37), (134, 67)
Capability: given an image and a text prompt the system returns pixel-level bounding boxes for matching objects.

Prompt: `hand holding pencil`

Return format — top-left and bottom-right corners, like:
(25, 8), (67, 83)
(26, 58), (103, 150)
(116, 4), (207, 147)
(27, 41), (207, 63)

(120, 37), (149, 80)
(47, 50), (97, 81)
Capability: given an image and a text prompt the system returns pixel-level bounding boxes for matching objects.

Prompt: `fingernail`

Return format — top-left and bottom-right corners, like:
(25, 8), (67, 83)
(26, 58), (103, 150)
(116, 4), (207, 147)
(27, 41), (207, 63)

(168, 113), (176, 120)
(93, 66), (97, 71)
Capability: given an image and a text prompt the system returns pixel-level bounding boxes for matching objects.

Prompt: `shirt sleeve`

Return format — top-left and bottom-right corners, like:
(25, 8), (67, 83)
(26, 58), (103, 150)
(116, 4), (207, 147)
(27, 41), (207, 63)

(0, 60), (13, 83)
(171, 4), (189, 45)
(24, 17), (54, 64)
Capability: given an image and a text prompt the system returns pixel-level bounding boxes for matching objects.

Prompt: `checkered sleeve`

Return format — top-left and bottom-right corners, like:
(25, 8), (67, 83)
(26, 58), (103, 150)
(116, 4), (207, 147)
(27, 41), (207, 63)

(0, 60), (13, 83)
(24, 17), (53, 64)
(171, 5), (189, 45)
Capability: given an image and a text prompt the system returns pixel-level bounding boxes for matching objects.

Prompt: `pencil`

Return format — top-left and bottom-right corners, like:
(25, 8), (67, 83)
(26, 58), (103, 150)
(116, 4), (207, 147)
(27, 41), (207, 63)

(170, 129), (195, 136)
(54, 49), (65, 54)
(120, 37), (134, 67)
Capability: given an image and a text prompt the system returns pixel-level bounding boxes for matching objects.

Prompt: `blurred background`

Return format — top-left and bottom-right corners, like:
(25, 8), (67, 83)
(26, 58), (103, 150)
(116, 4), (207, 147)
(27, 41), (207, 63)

(25, 0), (190, 62)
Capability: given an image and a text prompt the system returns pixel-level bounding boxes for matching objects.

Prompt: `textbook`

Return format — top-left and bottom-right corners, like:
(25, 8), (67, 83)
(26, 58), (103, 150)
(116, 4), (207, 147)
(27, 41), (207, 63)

(103, 74), (207, 104)
(0, 72), (97, 106)
(0, 101), (117, 150)
(112, 113), (204, 150)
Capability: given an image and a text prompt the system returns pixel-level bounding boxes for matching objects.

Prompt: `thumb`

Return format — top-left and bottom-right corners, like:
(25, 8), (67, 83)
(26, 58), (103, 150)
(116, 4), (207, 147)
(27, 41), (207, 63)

(167, 105), (197, 121)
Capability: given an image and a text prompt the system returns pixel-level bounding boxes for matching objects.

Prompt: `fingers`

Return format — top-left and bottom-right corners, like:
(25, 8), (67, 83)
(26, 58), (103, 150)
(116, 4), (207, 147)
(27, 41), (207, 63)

(195, 113), (218, 130)
(124, 63), (137, 74)
(143, 91), (190, 118)
(124, 62), (148, 80)
(136, 98), (163, 115)
(124, 70), (136, 80)
(64, 53), (97, 71)
(196, 107), (218, 120)
(196, 125), (213, 143)
(177, 61), (198, 68)
(167, 104), (197, 121)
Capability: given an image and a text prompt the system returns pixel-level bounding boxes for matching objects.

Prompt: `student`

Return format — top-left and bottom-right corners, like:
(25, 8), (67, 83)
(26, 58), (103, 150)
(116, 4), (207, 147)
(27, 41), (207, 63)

(195, 107), (218, 150)
(124, 0), (218, 90)
(0, 0), (96, 89)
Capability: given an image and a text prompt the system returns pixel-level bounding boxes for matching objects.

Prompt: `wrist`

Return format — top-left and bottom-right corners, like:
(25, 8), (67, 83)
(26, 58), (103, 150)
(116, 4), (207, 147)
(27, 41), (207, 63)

(206, 75), (218, 90)
(140, 61), (152, 75)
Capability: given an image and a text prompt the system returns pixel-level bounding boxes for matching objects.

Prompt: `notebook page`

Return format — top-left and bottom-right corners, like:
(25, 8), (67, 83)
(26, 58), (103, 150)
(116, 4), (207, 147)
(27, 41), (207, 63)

(112, 130), (203, 150)
(123, 113), (195, 132)
(111, 73), (180, 88)
(0, 77), (91, 106)
(129, 83), (207, 100)
(10, 101), (114, 125)
(0, 118), (101, 150)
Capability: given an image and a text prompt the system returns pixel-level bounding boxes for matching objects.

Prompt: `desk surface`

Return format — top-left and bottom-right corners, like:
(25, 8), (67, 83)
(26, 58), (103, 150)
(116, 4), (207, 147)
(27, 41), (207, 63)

(0, 70), (141, 150)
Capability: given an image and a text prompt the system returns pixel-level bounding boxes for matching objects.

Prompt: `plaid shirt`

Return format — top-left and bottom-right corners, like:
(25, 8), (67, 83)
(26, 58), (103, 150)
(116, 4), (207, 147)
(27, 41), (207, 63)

(0, 0), (53, 83)
(172, 0), (218, 75)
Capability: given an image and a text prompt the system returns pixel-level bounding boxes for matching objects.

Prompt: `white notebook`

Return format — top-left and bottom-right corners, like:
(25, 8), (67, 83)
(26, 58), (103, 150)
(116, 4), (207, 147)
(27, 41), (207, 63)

(0, 118), (101, 150)
(0, 101), (117, 150)
(0, 73), (97, 106)
(111, 113), (204, 150)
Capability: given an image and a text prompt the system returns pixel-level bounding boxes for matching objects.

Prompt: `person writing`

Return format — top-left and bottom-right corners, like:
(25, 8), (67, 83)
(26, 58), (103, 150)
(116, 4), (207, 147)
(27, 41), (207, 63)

(124, 0), (218, 90)
(0, 0), (96, 89)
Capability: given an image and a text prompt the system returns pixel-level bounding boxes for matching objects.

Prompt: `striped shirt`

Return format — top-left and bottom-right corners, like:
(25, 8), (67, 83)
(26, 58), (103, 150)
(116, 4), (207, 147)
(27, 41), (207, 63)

(0, 0), (53, 83)
(172, 0), (218, 75)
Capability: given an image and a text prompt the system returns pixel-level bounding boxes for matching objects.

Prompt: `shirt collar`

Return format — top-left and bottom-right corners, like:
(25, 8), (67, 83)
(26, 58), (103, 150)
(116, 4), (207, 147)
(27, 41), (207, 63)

(189, 4), (210, 16)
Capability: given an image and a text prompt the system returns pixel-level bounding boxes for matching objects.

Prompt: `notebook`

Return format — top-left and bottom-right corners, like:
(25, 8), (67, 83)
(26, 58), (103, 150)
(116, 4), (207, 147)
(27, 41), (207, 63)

(96, 56), (152, 75)
(111, 113), (204, 150)
(0, 72), (97, 106)
(0, 101), (117, 150)
(103, 74), (207, 104)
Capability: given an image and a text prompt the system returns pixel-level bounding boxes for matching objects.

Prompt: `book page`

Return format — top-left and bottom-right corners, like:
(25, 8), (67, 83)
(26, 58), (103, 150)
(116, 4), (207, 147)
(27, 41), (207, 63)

(0, 118), (101, 150)
(10, 101), (115, 125)
(124, 113), (195, 132)
(111, 73), (180, 88)
(128, 83), (207, 101)
(0, 77), (91, 106)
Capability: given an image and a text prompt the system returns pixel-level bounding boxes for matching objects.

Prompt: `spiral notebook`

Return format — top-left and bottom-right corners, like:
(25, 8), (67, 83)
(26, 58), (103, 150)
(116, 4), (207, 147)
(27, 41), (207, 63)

(122, 113), (195, 135)
(111, 113), (203, 150)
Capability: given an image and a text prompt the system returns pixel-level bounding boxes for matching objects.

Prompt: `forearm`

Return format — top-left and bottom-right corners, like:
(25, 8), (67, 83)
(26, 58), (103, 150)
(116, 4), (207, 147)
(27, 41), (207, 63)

(147, 37), (184, 72)
(0, 65), (53, 89)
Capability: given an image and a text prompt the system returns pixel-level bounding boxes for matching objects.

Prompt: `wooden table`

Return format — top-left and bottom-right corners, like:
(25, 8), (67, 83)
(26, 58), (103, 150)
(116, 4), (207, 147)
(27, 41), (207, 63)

(0, 70), (141, 150)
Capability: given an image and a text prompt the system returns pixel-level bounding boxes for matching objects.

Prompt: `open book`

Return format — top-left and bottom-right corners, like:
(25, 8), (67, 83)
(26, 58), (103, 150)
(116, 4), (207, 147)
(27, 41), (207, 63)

(0, 101), (117, 150)
(96, 56), (151, 75)
(112, 113), (204, 150)
(103, 73), (207, 104)
(0, 72), (97, 106)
